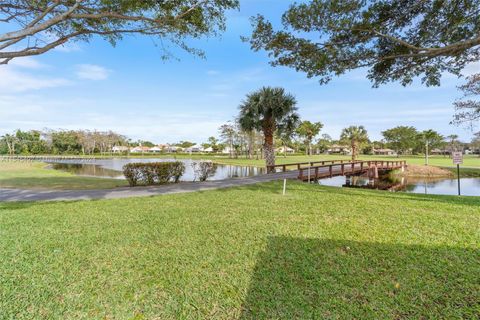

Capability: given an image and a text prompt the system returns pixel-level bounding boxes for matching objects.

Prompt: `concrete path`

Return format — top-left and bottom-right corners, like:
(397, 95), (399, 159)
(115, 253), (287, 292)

(0, 171), (299, 202)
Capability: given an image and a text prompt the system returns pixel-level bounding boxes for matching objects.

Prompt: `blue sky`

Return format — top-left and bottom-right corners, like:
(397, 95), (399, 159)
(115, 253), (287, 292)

(1, 0), (478, 143)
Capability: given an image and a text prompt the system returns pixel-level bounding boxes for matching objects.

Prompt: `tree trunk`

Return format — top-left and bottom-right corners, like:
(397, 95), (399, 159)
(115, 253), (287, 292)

(351, 142), (357, 161)
(263, 118), (275, 173)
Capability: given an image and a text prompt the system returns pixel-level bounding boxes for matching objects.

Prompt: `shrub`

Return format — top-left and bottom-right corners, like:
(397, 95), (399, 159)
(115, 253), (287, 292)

(123, 164), (143, 187)
(192, 161), (218, 182)
(122, 162), (185, 187)
(170, 161), (186, 183)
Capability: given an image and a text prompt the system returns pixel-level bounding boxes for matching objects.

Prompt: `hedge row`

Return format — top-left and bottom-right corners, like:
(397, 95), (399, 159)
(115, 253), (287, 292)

(122, 162), (185, 187)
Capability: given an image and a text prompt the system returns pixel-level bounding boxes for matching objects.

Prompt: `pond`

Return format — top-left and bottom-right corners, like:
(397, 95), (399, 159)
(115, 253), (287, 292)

(317, 175), (480, 197)
(47, 158), (264, 181)
(47, 158), (479, 196)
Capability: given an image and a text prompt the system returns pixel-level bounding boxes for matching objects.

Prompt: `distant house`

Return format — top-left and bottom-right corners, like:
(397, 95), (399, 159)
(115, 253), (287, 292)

(164, 145), (183, 153)
(276, 146), (294, 154)
(222, 146), (234, 155)
(130, 146), (150, 153)
(373, 148), (396, 156)
(327, 144), (351, 155)
(112, 146), (129, 153)
(203, 147), (214, 153)
(431, 148), (450, 155)
(185, 144), (203, 153)
(149, 146), (162, 153)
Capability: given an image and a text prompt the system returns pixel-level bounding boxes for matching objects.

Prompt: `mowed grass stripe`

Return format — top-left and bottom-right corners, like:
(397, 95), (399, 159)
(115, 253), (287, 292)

(0, 181), (478, 319)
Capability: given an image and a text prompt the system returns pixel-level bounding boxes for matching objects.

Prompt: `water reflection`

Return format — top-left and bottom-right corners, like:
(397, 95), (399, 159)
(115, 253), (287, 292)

(318, 174), (480, 196)
(47, 158), (264, 181)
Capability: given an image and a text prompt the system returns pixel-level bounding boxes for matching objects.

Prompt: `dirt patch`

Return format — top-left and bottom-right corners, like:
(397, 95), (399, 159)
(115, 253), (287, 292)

(398, 164), (453, 177)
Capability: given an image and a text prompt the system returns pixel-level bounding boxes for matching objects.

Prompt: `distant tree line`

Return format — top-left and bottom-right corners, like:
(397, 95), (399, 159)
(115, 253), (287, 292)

(0, 129), (126, 155)
(2, 125), (478, 161)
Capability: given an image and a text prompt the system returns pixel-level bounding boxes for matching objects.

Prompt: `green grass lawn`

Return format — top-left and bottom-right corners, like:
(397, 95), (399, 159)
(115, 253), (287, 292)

(0, 162), (127, 190)
(1, 182), (478, 319)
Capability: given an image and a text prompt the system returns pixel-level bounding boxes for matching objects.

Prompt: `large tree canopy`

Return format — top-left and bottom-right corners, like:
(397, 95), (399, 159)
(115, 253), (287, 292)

(0, 0), (239, 64)
(248, 0), (480, 87)
(453, 73), (480, 124)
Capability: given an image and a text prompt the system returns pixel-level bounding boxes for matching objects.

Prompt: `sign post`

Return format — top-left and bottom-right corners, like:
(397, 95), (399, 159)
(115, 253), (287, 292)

(452, 152), (463, 196)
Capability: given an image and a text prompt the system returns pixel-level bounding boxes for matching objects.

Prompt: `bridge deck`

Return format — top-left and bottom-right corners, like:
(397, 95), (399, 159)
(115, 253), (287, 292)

(268, 160), (406, 181)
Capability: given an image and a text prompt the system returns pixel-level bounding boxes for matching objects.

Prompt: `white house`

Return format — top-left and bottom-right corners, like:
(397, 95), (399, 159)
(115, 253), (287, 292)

(149, 146), (162, 153)
(327, 144), (351, 155)
(112, 146), (129, 153)
(222, 146), (234, 154)
(185, 144), (203, 153)
(130, 146), (151, 153)
(203, 147), (214, 153)
(275, 146), (294, 154)
(165, 145), (183, 153)
(373, 148), (396, 156)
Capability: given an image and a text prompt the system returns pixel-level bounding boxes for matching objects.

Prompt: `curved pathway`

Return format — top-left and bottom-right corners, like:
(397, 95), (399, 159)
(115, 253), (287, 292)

(0, 171), (299, 202)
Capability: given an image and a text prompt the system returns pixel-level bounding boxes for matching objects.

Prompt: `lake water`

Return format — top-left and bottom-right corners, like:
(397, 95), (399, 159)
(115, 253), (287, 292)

(47, 158), (479, 196)
(317, 175), (480, 196)
(48, 158), (264, 181)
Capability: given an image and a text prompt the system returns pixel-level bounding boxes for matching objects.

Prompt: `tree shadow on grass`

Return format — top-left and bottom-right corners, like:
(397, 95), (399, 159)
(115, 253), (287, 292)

(240, 237), (479, 319)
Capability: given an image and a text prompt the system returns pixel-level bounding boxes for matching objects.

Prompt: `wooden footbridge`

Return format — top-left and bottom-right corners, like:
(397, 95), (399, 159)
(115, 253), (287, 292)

(267, 160), (406, 181)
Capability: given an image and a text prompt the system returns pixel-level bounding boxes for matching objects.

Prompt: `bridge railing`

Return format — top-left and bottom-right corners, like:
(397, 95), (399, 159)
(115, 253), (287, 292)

(297, 160), (407, 180)
(266, 159), (360, 173)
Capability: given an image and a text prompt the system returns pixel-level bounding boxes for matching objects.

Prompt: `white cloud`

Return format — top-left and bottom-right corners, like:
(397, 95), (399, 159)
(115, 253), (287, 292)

(9, 57), (46, 69)
(0, 63), (70, 93)
(76, 64), (110, 80)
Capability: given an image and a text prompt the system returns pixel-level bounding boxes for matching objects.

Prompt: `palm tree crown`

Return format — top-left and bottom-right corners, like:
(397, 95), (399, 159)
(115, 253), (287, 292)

(238, 87), (299, 171)
(340, 125), (369, 161)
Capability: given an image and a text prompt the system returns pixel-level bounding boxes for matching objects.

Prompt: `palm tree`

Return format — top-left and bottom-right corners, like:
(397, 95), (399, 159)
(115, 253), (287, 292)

(238, 87), (299, 172)
(340, 126), (369, 161)
(296, 121), (323, 155)
(419, 130), (444, 165)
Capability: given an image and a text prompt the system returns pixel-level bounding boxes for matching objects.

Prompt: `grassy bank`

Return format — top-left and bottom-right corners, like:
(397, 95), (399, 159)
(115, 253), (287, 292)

(1, 182), (478, 319)
(0, 162), (127, 190)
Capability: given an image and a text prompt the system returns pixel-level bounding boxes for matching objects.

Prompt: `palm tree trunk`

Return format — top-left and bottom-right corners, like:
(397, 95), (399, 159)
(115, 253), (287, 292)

(351, 142), (357, 161)
(263, 119), (275, 173)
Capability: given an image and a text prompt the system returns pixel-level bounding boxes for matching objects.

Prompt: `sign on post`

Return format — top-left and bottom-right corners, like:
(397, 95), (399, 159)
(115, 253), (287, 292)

(452, 152), (463, 195)
(452, 152), (463, 165)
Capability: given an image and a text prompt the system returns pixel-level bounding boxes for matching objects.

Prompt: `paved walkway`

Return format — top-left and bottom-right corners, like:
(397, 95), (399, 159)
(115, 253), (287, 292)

(0, 171), (299, 202)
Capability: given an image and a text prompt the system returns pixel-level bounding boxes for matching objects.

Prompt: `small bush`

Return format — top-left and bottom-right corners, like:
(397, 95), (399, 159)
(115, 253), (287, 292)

(192, 161), (218, 182)
(123, 162), (185, 187)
